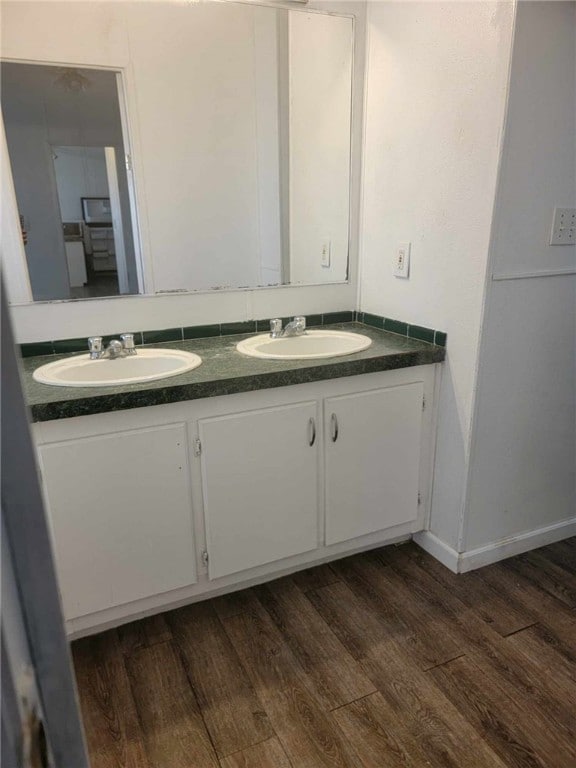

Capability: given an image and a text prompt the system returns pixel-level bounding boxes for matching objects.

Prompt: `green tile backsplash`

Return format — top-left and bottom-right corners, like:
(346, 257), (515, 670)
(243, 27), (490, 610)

(19, 341), (55, 358)
(52, 337), (91, 354)
(384, 318), (409, 336)
(323, 311), (354, 324)
(183, 324), (221, 339)
(19, 310), (447, 358)
(408, 324), (435, 344)
(142, 327), (183, 344)
(220, 321), (257, 336)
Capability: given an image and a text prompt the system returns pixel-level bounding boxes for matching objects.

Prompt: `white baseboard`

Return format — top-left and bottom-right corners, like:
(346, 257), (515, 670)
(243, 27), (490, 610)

(414, 518), (576, 573)
(458, 517), (576, 572)
(412, 531), (459, 572)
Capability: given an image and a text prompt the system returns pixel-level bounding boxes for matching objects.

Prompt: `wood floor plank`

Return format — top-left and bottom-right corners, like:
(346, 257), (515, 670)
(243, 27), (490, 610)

(72, 631), (150, 768)
(310, 581), (507, 768)
(117, 614), (172, 656)
(504, 550), (576, 608)
(479, 638), (576, 740)
(506, 623), (576, 682)
(291, 563), (340, 593)
(540, 538), (576, 575)
(373, 545), (576, 731)
(478, 562), (576, 640)
(332, 691), (435, 768)
(430, 653), (576, 768)
(168, 601), (273, 758)
(125, 641), (218, 768)
(212, 589), (261, 620)
(219, 738), (292, 768)
(403, 542), (536, 635)
(333, 553), (468, 669)
(331, 554), (417, 646)
(221, 596), (358, 768)
(372, 545), (540, 662)
(255, 576), (376, 709)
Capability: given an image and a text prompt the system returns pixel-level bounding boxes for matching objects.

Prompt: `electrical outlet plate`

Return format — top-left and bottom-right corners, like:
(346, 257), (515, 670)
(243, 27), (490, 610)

(394, 242), (411, 278)
(550, 207), (576, 245)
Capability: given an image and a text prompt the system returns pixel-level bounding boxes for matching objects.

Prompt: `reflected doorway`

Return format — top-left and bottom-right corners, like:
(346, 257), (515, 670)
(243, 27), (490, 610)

(1, 62), (142, 301)
(53, 146), (130, 298)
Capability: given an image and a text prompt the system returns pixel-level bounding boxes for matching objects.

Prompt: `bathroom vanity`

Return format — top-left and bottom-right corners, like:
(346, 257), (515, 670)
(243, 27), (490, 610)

(24, 323), (444, 637)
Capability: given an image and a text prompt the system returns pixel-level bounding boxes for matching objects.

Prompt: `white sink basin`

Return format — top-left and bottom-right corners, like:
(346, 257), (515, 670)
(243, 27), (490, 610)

(33, 348), (202, 387)
(237, 329), (372, 360)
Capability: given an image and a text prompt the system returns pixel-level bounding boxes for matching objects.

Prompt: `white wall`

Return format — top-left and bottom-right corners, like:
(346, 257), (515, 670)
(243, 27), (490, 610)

(1, 0), (364, 342)
(464, 1), (576, 551)
(359, 1), (515, 548)
(289, 11), (353, 284)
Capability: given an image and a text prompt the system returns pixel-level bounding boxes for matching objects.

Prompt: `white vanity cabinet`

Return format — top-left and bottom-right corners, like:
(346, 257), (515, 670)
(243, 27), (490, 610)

(324, 383), (424, 545)
(199, 402), (319, 579)
(37, 423), (197, 621)
(33, 365), (438, 637)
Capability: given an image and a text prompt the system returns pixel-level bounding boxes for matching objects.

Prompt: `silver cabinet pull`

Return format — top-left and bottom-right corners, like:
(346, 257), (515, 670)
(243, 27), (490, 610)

(308, 417), (316, 446)
(330, 413), (339, 442)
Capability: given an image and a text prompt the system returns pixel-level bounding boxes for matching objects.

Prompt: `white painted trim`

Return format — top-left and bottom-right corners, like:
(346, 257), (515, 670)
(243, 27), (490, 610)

(492, 267), (576, 281)
(104, 147), (129, 294)
(412, 530), (459, 573)
(415, 517), (576, 575)
(459, 517), (576, 573)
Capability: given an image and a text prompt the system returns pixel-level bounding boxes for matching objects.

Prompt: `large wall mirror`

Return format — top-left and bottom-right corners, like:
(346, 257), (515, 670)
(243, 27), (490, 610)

(1, 2), (354, 304)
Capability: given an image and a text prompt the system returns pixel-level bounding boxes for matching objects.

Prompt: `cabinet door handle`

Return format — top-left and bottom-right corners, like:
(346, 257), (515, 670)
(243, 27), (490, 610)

(308, 417), (316, 446)
(330, 413), (339, 442)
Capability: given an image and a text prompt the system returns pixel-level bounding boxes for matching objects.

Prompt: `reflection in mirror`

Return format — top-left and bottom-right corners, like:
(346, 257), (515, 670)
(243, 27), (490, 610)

(1, 3), (353, 303)
(1, 63), (141, 301)
(53, 148), (132, 298)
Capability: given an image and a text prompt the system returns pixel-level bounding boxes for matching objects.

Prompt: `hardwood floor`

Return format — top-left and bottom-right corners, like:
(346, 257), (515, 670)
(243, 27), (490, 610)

(72, 537), (576, 768)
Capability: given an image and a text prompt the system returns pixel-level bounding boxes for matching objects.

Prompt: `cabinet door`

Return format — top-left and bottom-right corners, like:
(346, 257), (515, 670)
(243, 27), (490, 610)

(39, 424), (196, 620)
(325, 383), (424, 545)
(200, 402), (319, 579)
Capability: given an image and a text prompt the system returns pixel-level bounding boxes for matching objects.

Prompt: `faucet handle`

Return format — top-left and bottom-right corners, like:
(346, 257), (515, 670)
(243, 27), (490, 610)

(293, 316), (306, 331)
(88, 336), (102, 352)
(270, 318), (283, 337)
(120, 333), (136, 354)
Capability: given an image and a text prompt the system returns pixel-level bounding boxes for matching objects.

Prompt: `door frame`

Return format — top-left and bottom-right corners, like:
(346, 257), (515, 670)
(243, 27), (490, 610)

(1, 281), (89, 767)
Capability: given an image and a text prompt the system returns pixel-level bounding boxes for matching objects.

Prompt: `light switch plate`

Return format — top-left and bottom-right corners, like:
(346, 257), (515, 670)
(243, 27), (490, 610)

(550, 207), (576, 245)
(321, 240), (331, 268)
(394, 242), (411, 278)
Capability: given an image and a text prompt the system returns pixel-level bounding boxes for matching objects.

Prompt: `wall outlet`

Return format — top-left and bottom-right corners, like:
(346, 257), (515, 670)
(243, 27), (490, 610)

(321, 240), (331, 268)
(394, 242), (411, 278)
(550, 207), (576, 245)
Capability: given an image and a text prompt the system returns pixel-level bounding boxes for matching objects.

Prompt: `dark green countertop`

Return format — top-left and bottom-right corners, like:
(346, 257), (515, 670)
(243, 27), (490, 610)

(21, 323), (445, 422)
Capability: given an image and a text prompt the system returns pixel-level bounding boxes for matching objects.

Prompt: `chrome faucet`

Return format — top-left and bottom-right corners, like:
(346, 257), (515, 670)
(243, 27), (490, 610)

(269, 316), (306, 339)
(88, 334), (137, 360)
(269, 319), (283, 339)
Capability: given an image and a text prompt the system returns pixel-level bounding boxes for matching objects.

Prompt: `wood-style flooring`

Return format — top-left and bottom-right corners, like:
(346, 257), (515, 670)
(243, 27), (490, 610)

(72, 537), (576, 768)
